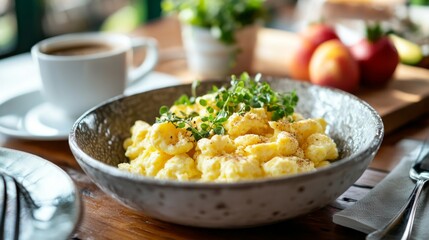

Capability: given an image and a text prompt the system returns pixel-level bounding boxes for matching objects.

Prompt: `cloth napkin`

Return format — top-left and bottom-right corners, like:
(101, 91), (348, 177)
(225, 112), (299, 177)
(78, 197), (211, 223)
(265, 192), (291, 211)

(333, 140), (429, 239)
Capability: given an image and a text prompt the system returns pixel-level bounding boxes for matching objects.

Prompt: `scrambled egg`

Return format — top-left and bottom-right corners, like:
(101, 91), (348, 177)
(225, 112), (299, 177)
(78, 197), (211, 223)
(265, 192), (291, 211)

(119, 97), (338, 182)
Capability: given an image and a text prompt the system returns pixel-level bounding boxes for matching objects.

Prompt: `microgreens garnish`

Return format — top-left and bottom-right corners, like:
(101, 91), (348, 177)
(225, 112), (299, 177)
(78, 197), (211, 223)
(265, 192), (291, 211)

(156, 73), (298, 141)
(173, 80), (200, 105)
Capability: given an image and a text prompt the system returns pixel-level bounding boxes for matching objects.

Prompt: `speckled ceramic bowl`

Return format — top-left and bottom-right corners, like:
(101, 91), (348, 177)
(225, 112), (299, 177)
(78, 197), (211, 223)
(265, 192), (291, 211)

(69, 78), (384, 228)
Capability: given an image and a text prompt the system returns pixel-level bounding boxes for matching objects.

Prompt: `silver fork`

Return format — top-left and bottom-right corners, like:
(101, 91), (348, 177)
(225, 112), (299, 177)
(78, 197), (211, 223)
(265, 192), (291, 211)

(0, 173), (21, 240)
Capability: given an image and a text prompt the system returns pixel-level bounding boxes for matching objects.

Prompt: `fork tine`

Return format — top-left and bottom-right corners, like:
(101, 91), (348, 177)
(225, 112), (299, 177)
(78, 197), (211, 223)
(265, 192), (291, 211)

(10, 176), (21, 240)
(0, 174), (21, 240)
(0, 175), (7, 237)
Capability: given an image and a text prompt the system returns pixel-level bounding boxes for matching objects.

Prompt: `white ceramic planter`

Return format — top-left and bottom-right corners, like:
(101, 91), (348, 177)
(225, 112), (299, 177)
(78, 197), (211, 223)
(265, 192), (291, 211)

(181, 24), (258, 79)
(409, 6), (429, 37)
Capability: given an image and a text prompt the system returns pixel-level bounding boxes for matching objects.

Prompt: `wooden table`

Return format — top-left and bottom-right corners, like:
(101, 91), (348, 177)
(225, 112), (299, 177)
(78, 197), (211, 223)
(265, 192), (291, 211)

(2, 17), (429, 240)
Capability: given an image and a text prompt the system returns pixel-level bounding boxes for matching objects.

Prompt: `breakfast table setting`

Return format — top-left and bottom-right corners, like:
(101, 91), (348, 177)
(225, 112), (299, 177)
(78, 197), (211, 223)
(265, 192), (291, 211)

(1, 10), (429, 240)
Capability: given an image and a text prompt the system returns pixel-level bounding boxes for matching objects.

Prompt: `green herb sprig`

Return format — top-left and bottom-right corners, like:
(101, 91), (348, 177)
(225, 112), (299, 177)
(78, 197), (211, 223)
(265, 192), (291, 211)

(156, 73), (298, 141)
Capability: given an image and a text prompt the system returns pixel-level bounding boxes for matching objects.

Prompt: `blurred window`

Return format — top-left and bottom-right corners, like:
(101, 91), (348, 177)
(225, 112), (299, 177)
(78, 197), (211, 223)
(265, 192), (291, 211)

(0, 0), (161, 59)
(0, 0), (17, 56)
(42, 0), (133, 36)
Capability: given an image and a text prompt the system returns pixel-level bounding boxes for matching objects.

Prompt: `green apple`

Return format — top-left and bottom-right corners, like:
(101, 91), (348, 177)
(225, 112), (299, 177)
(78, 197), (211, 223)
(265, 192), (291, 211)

(389, 34), (423, 65)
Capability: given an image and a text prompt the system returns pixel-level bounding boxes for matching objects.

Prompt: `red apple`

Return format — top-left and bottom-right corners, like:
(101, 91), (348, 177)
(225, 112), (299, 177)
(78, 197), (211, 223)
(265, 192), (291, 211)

(309, 39), (360, 93)
(287, 37), (317, 81)
(300, 23), (339, 47)
(287, 24), (340, 81)
(350, 24), (399, 87)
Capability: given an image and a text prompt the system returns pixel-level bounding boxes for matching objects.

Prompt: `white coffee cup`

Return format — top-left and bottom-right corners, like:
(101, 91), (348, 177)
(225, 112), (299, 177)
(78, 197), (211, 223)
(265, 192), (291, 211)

(31, 32), (158, 118)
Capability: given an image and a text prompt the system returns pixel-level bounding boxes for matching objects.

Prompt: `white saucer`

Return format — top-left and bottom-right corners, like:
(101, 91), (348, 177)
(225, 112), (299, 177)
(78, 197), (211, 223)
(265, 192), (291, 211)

(0, 91), (75, 140)
(0, 147), (81, 239)
(0, 53), (181, 140)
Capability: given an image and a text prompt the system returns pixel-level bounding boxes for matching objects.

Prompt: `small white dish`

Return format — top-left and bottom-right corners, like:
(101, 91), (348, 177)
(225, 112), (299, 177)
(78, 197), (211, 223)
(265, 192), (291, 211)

(0, 147), (81, 239)
(0, 53), (181, 140)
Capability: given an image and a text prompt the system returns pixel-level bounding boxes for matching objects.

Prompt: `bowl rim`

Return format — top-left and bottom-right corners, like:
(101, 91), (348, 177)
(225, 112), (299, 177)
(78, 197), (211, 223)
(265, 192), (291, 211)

(69, 78), (384, 189)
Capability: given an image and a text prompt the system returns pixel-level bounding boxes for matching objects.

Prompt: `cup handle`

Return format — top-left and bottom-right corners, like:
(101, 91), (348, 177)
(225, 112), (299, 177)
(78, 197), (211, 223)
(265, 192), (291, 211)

(127, 37), (159, 85)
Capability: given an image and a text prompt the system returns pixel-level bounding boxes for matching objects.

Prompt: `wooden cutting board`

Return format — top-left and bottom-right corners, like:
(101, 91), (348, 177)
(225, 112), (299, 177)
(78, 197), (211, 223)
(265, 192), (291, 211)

(254, 28), (429, 134)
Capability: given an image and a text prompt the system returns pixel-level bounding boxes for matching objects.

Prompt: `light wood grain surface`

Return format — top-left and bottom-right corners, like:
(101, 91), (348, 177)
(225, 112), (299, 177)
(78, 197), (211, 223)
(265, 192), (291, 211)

(1, 16), (429, 240)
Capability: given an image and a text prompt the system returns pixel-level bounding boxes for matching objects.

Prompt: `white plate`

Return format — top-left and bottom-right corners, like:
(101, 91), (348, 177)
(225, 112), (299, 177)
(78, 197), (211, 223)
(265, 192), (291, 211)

(0, 53), (181, 140)
(0, 147), (81, 239)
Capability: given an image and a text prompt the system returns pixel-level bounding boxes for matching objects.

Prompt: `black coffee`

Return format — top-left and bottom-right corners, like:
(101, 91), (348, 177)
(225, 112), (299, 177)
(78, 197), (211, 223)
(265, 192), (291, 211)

(44, 43), (113, 56)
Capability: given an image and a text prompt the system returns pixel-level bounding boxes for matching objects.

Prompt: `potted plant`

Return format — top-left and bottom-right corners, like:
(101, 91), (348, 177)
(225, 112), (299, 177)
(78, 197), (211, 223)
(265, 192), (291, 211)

(162, 0), (267, 79)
